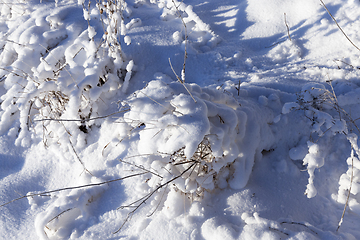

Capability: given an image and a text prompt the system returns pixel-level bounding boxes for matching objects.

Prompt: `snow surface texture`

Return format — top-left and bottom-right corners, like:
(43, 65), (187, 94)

(1, 0), (360, 239)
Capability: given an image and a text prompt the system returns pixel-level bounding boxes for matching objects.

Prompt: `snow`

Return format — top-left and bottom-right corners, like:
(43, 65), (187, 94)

(1, 0), (360, 239)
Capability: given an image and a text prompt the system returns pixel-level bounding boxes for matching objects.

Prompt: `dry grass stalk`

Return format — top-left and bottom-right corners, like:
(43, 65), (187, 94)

(320, 0), (360, 52)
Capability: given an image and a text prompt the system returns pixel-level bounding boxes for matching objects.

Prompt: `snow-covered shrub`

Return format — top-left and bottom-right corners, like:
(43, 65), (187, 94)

(123, 75), (272, 202)
(0, 1), (135, 152)
(283, 83), (351, 198)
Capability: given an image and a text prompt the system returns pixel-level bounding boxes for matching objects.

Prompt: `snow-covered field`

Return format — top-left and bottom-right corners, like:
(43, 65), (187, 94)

(1, 0), (360, 239)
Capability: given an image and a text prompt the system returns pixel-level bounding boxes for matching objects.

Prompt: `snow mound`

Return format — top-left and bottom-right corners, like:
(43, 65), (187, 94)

(123, 75), (273, 198)
(267, 39), (303, 62)
(33, 177), (107, 240)
(155, 0), (221, 52)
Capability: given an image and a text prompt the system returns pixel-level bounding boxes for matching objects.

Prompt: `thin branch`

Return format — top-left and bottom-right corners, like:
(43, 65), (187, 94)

(168, 58), (197, 103)
(337, 148), (355, 231)
(39, 43), (80, 88)
(334, 59), (356, 69)
(147, 186), (167, 217)
(0, 172), (147, 208)
(235, 80), (241, 96)
(280, 221), (318, 235)
(284, 13), (292, 41)
(0, 39), (28, 47)
(269, 227), (290, 236)
(168, 0), (197, 103)
(171, 0), (188, 83)
(0, 67), (31, 81)
(113, 162), (197, 234)
(320, 0), (360, 52)
(68, 137), (93, 176)
(119, 159), (163, 179)
(46, 208), (73, 226)
(138, 90), (173, 111)
(34, 109), (130, 122)
(27, 100), (34, 131)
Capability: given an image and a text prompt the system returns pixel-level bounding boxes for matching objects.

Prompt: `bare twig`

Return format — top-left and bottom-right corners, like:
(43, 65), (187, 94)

(284, 13), (292, 41)
(27, 100), (34, 131)
(337, 147), (355, 231)
(0, 172), (147, 208)
(0, 39), (28, 47)
(39, 44), (80, 88)
(280, 221), (318, 235)
(147, 187), (167, 217)
(334, 59), (357, 69)
(34, 109), (130, 122)
(139, 90), (174, 111)
(320, 0), (360, 52)
(119, 159), (163, 179)
(268, 227), (290, 236)
(168, 58), (197, 102)
(68, 137), (93, 176)
(169, 0), (197, 103)
(46, 208), (73, 226)
(171, 0), (187, 83)
(235, 80), (241, 96)
(0, 67), (35, 82)
(113, 162), (197, 234)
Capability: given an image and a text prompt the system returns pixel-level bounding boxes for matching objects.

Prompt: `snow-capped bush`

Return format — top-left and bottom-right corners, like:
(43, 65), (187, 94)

(283, 83), (352, 198)
(122, 75), (272, 201)
(0, 0), (135, 152)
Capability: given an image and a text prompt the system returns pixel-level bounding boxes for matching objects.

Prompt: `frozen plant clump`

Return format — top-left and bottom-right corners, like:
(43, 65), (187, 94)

(334, 134), (360, 216)
(123, 74), (273, 204)
(0, 1), (136, 152)
(283, 83), (349, 198)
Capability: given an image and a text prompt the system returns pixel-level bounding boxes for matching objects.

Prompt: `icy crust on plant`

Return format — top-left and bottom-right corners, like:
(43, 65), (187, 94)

(283, 83), (353, 198)
(334, 135), (360, 216)
(124, 76), (274, 195)
(0, 1), (135, 150)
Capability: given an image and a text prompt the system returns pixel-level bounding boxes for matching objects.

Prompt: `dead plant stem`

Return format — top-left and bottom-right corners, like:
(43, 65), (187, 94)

(0, 172), (147, 208)
(320, 0), (360, 52)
